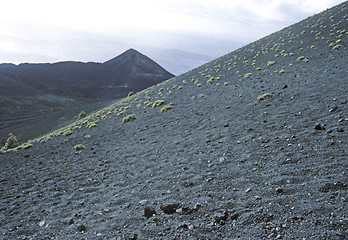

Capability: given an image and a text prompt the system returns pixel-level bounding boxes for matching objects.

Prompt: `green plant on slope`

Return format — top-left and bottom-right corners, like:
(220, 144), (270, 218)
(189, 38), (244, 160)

(257, 93), (272, 101)
(74, 144), (85, 151)
(62, 128), (73, 136)
(161, 104), (172, 112)
(152, 100), (164, 108)
(1, 133), (18, 151)
(267, 61), (276, 66)
(122, 114), (136, 123)
(20, 142), (33, 149)
(244, 73), (252, 78)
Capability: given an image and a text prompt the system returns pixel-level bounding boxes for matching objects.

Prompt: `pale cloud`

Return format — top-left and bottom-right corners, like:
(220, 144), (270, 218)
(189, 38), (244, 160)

(0, 0), (345, 74)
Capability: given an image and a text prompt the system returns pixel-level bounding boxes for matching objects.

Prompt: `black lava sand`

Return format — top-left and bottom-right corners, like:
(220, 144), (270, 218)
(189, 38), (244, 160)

(1, 2), (348, 239)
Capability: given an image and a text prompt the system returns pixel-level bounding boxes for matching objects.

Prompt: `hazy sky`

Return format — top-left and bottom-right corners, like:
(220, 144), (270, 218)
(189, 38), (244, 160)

(0, 0), (345, 74)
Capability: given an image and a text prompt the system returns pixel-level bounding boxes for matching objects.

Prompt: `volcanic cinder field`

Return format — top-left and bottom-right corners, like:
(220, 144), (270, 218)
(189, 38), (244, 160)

(1, 2), (348, 239)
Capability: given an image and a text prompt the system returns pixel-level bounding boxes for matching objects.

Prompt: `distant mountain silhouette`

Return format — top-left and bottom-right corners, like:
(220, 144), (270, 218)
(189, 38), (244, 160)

(0, 48), (174, 99)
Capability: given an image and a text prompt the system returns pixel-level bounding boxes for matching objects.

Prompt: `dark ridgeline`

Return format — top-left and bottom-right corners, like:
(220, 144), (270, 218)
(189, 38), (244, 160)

(0, 48), (174, 99)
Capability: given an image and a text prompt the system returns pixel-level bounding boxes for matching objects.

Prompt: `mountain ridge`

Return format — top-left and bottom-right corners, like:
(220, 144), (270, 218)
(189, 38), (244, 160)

(0, 48), (174, 99)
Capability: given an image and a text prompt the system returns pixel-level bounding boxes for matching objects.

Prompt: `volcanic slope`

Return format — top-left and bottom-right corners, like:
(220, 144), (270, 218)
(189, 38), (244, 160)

(1, 2), (348, 239)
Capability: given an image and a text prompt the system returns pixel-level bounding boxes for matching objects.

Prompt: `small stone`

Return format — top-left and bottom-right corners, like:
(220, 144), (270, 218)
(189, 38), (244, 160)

(214, 210), (228, 224)
(314, 123), (325, 130)
(337, 128), (344, 132)
(231, 213), (240, 220)
(194, 203), (202, 210)
(245, 188), (252, 193)
(276, 188), (284, 193)
(77, 224), (87, 232)
(178, 222), (188, 229)
(68, 218), (74, 225)
(160, 203), (180, 214)
(144, 206), (156, 218)
(188, 224), (194, 230)
(139, 200), (148, 205)
(129, 234), (138, 240)
(329, 106), (338, 112)
(39, 220), (45, 227)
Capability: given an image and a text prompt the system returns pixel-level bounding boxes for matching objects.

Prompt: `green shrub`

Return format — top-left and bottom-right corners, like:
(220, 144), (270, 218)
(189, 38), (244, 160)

(87, 120), (98, 128)
(267, 61), (276, 66)
(244, 73), (252, 78)
(74, 144), (85, 151)
(62, 128), (73, 136)
(3, 133), (18, 150)
(160, 105), (172, 112)
(122, 114), (136, 123)
(78, 111), (86, 120)
(152, 100), (164, 108)
(21, 142), (33, 149)
(257, 93), (272, 101)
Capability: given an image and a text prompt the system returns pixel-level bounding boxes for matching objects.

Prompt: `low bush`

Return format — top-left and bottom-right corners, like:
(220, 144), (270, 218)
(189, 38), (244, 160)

(122, 114), (136, 123)
(152, 100), (164, 108)
(160, 105), (172, 112)
(74, 144), (85, 151)
(78, 111), (86, 120)
(3, 133), (18, 150)
(257, 93), (272, 101)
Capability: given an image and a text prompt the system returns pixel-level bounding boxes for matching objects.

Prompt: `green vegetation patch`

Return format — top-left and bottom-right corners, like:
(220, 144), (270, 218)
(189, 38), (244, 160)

(244, 73), (252, 78)
(257, 93), (272, 101)
(74, 144), (85, 151)
(86, 120), (98, 128)
(152, 100), (165, 108)
(2, 133), (18, 150)
(267, 61), (276, 66)
(161, 104), (172, 112)
(62, 128), (73, 136)
(122, 114), (136, 123)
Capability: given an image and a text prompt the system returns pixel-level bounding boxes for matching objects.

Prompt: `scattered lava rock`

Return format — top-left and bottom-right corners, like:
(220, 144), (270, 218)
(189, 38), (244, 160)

(314, 123), (325, 130)
(160, 203), (181, 214)
(319, 181), (347, 192)
(214, 210), (229, 225)
(231, 212), (240, 220)
(144, 206), (156, 218)
(77, 224), (87, 232)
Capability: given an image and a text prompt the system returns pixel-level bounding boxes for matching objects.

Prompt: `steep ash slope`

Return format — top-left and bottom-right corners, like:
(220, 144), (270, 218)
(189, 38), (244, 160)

(1, 2), (347, 239)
